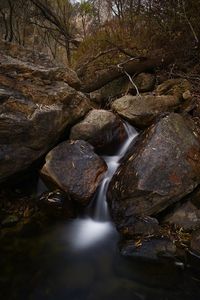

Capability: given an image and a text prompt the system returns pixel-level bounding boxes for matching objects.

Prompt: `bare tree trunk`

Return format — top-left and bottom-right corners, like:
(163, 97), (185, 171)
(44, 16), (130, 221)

(65, 39), (71, 66)
(8, 0), (14, 42)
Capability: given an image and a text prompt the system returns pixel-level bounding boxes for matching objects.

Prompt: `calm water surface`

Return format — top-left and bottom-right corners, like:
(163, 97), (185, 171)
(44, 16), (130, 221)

(1, 219), (200, 300)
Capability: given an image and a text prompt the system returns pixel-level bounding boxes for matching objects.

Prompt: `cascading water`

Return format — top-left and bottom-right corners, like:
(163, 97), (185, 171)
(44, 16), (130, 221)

(92, 122), (138, 221)
(68, 122), (138, 249)
(4, 123), (200, 300)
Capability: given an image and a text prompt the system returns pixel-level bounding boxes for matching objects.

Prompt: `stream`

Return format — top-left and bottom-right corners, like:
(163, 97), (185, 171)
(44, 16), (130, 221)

(1, 123), (200, 299)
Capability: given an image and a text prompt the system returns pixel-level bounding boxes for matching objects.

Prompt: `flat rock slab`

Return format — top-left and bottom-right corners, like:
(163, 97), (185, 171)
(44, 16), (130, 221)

(107, 113), (200, 225)
(41, 140), (107, 205)
(70, 109), (126, 151)
(111, 94), (180, 128)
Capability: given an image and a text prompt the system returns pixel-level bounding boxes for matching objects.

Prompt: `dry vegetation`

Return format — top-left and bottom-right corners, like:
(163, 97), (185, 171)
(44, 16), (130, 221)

(0, 0), (200, 88)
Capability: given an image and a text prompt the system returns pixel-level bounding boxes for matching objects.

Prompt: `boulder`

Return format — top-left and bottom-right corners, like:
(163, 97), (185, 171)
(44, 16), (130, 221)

(156, 78), (191, 101)
(117, 215), (159, 239)
(128, 72), (156, 94)
(190, 230), (200, 255)
(0, 40), (81, 89)
(163, 200), (200, 231)
(0, 41), (91, 182)
(41, 140), (107, 205)
(70, 109), (126, 151)
(119, 238), (177, 261)
(91, 76), (129, 103)
(111, 94), (180, 128)
(38, 189), (75, 219)
(107, 113), (200, 226)
(89, 73), (156, 104)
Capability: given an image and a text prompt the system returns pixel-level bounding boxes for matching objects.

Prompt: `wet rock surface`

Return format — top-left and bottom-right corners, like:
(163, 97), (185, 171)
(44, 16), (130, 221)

(117, 215), (159, 239)
(70, 109), (126, 151)
(1, 41), (200, 266)
(163, 200), (200, 231)
(38, 189), (75, 219)
(111, 94), (180, 128)
(41, 140), (107, 205)
(0, 41), (91, 183)
(119, 238), (177, 261)
(0, 179), (76, 239)
(107, 113), (200, 226)
(190, 230), (200, 255)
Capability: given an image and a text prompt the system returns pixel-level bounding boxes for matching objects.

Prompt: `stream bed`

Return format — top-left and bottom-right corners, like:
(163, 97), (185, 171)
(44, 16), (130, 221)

(1, 123), (200, 299)
(1, 218), (200, 300)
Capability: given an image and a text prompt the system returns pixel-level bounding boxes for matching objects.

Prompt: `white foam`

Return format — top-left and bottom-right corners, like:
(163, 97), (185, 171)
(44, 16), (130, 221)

(93, 122), (138, 220)
(67, 218), (113, 249)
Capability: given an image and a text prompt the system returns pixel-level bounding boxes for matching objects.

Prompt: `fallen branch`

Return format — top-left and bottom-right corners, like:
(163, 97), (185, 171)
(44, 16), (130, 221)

(117, 59), (141, 96)
(80, 53), (174, 93)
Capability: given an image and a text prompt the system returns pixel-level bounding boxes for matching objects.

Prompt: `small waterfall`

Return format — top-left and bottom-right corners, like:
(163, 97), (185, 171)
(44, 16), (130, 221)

(68, 122), (138, 250)
(36, 121), (138, 250)
(91, 122), (138, 221)
(67, 122), (138, 250)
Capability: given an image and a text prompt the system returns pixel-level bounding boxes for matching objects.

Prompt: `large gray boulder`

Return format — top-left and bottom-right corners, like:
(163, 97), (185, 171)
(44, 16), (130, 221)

(41, 140), (107, 205)
(107, 113), (200, 226)
(0, 41), (91, 182)
(111, 94), (180, 128)
(70, 109), (126, 151)
(0, 40), (81, 89)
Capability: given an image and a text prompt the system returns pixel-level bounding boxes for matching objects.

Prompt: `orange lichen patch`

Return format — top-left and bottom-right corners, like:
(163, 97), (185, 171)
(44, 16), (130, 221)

(169, 172), (182, 185)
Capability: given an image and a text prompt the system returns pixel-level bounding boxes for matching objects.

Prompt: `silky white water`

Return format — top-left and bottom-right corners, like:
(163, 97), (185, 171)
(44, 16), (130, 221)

(68, 122), (138, 250)
(93, 122), (138, 221)
(7, 123), (197, 300)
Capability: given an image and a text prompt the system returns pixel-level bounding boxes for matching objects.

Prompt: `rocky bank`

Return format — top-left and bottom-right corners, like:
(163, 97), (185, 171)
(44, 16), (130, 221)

(1, 40), (200, 263)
